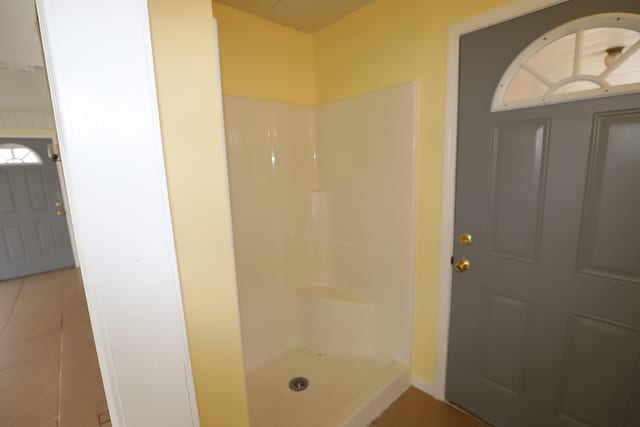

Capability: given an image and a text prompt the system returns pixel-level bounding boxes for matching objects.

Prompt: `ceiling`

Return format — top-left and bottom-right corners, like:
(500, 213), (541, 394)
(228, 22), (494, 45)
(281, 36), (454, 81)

(215, 0), (377, 32)
(0, 0), (44, 70)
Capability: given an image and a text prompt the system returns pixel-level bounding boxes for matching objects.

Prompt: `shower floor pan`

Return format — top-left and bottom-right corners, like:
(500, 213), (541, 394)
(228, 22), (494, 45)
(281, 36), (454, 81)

(246, 347), (410, 427)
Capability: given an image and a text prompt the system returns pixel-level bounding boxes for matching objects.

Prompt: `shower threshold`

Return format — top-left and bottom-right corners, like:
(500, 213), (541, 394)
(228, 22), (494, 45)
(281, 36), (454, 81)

(245, 347), (409, 427)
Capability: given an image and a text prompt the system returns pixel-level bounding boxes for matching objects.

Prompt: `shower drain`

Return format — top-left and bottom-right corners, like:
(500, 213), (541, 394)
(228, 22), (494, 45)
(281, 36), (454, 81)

(289, 376), (309, 392)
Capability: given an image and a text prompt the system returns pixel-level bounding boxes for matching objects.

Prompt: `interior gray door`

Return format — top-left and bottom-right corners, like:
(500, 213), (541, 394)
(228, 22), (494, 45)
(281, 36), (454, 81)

(0, 138), (74, 280)
(447, 1), (640, 426)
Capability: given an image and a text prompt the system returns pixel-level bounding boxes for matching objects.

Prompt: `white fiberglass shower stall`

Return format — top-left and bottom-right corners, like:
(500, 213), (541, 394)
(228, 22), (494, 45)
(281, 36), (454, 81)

(224, 82), (417, 426)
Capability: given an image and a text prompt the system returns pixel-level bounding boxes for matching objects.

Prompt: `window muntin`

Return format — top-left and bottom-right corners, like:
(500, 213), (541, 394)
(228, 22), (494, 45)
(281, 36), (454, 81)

(0, 144), (43, 165)
(493, 13), (640, 111)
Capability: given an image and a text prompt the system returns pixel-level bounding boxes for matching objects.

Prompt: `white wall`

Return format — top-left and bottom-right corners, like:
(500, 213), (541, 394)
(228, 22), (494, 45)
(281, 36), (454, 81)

(224, 82), (416, 371)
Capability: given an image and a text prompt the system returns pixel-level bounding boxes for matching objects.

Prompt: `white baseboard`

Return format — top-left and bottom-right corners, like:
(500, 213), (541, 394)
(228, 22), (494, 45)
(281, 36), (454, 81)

(411, 374), (435, 397)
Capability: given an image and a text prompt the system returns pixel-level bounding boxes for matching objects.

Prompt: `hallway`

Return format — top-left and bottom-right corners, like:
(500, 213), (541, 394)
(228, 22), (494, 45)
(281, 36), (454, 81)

(0, 269), (109, 427)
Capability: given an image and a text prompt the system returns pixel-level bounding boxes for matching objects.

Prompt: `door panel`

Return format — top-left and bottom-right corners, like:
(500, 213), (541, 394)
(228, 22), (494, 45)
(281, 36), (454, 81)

(557, 313), (640, 427)
(3, 225), (26, 260)
(447, 1), (640, 426)
(0, 139), (74, 279)
(36, 222), (58, 255)
(489, 120), (549, 262)
(25, 169), (48, 210)
(578, 111), (640, 283)
(0, 171), (15, 214)
(478, 292), (530, 397)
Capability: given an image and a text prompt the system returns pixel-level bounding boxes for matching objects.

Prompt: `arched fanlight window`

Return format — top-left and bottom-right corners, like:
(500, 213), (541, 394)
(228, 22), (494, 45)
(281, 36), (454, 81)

(0, 143), (43, 165)
(493, 13), (640, 111)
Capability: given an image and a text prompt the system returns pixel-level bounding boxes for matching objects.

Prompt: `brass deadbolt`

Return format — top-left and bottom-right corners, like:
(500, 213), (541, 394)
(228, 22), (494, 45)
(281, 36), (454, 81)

(459, 232), (473, 246)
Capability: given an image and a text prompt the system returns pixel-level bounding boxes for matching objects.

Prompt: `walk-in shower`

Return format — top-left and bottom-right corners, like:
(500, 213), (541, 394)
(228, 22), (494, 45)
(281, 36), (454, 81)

(224, 82), (417, 426)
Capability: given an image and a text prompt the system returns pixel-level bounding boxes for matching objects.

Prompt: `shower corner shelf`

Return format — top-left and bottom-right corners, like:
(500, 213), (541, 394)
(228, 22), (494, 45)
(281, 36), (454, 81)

(294, 285), (370, 305)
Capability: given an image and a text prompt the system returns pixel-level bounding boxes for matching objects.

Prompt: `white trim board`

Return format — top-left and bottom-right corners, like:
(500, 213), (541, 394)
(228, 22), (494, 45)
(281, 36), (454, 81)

(0, 134), (79, 267)
(35, 0), (200, 426)
(435, 0), (568, 401)
(411, 375), (435, 397)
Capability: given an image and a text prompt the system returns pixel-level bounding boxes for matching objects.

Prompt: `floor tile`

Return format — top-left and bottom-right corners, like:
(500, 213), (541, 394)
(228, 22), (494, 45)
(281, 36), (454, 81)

(0, 306), (13, 337)
(61, 308), (93, 343)
(0, 279), (23, 334)
(0, 332), (61, 370)
(0, 355), (59, 427)
(1, 310), (62, 344)
(0, 278), (22, 310)
(0, 269), (108, 427)
(35, 417), (59, 427)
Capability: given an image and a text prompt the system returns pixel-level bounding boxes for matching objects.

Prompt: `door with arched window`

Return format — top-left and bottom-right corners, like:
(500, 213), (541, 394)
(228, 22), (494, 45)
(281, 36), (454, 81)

(448, 1), (640, 426)
(0, 138), (74, 279)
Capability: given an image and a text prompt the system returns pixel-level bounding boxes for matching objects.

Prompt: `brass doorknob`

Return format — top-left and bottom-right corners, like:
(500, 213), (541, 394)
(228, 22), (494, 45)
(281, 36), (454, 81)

(56, 210), (66, 217)
(459, 232), (472, 246)
(455, 257), (470, 273)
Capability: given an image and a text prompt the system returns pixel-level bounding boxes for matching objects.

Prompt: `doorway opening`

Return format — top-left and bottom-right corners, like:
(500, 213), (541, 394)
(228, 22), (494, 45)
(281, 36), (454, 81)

(0, 2), (109, 425)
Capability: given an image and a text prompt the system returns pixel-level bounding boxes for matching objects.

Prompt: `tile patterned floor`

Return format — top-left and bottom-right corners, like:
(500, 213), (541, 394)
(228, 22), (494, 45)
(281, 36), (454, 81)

(372, 387), (489, 427)
(0, 269), (109, 427)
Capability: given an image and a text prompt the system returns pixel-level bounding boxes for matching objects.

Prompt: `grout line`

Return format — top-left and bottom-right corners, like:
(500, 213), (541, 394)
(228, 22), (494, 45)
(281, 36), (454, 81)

(56, 272), (67, 427)
(56, 326), (64, 426)
(0, 277), (26, 342)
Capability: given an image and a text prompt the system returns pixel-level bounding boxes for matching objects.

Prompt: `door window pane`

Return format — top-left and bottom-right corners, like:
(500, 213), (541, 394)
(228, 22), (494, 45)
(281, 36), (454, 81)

(495, 14), (640, 111)
(526, 33), (576, 82)
(0, 144), (43, 165)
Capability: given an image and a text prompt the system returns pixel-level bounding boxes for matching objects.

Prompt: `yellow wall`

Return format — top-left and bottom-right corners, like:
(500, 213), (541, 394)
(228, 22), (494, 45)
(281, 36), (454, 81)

(213, 3), (316, 105)
(314, 0), (511, 382)
(147, 1), (250, 426)
(146, 0), (525, 425)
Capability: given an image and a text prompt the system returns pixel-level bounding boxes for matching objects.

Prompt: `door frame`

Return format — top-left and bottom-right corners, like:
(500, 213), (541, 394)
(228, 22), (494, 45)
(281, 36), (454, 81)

(34, 0), (201, 426)
(435, 0), (569, 400)
(0, 133), (79, 266)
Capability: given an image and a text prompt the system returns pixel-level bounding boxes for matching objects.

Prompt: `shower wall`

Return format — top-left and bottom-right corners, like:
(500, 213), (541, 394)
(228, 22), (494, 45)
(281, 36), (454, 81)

(224, 97), (314, 370)
(224, 82), (416, 372)
(317, 82), (416, 364)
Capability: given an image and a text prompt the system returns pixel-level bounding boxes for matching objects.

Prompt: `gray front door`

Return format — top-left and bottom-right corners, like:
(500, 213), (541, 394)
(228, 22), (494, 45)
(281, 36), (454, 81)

(0, 138), (74, 280)
(447, 1), (640, 426)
